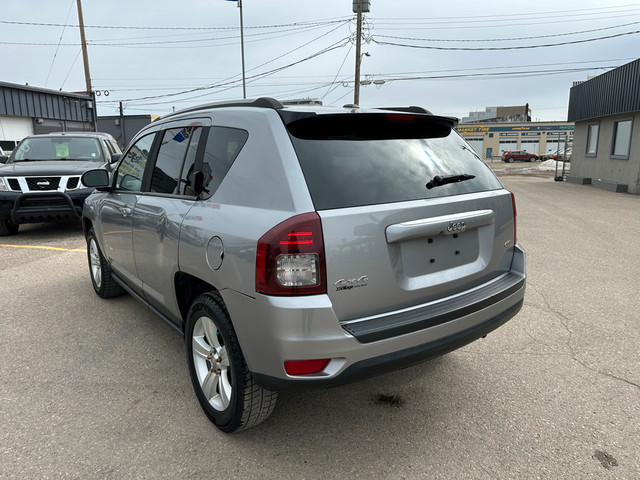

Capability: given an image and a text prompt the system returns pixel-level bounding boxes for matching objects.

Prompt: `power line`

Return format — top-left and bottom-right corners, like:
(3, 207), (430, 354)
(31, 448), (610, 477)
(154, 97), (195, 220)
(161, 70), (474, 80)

(372, 30), (640, 51)
(44, 0), (75, 88)
(102, 37), (350, 104)
(374, 20), (640, 43)
(369, 5), (640, 26)
(0, 20), (350, 49)
(0, 17), (350, 31)
(322, 41), (353, 100)
(377, 66), (618, 83)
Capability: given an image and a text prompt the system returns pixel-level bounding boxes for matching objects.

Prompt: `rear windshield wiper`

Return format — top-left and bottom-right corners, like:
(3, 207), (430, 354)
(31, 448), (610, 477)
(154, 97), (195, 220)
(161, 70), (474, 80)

(426, 173), (475, 190)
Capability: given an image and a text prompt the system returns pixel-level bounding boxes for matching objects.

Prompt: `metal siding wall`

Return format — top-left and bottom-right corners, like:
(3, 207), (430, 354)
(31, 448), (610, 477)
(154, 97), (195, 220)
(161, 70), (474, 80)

(569, 59), (640, 122)
(0, 83), (93, 123)
(0, 88), (7, 114)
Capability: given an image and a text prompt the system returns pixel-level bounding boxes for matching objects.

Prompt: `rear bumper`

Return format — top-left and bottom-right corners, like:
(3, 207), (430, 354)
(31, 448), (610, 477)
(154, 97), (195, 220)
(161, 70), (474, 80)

(224, 244), (526, 391)
(254, 299), (523, 390)
(0, 189), (92, 224)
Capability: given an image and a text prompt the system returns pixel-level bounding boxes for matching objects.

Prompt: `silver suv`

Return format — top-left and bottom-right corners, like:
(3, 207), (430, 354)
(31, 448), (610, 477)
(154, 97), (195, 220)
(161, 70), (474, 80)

(81, 98), (526, 432)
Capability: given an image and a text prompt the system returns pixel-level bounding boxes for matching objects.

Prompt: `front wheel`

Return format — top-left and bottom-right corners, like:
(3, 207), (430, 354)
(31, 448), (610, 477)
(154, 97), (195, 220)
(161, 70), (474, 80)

(529, 157), (537, 162)
(0, 218), (19, 236)
(507, 157), (514, 163)
(186, 293), (277, 433)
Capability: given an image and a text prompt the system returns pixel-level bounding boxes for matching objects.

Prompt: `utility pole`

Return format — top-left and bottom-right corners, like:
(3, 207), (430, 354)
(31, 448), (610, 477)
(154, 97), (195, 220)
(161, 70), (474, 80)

(76, 0), (92, 93)
(76, 0), (97, 131)
(353, 0), (363, 106)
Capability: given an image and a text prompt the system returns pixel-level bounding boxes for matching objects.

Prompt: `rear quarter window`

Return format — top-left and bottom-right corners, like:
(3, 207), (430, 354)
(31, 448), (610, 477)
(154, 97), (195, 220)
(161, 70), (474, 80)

(287, 114), (503, 210)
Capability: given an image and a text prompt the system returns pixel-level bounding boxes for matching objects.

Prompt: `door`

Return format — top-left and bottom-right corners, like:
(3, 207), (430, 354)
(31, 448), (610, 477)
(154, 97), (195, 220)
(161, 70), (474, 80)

(99, 132), (156, 293)
(132, 125), (203, 322)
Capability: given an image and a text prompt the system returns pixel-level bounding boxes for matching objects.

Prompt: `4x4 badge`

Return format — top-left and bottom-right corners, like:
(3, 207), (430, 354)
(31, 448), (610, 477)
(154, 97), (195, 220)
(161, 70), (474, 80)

(334, 276), (369, 291)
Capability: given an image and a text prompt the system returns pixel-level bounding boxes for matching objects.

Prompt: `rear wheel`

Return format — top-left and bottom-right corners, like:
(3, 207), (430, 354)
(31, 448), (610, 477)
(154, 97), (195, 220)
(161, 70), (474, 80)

(0, 218), (19, 236)
(186, 293), (277, 433)
(87, 228), (124, 298)
(507, 157), (514, 163)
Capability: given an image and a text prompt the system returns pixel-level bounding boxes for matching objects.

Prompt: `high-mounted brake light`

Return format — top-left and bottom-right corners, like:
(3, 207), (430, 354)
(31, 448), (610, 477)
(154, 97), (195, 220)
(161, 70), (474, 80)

(385, 114), (418, 122)
(256, 212), (327, 295)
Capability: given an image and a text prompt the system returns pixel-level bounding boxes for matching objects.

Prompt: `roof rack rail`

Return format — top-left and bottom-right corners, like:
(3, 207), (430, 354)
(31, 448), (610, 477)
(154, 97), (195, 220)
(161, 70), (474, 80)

(378, 106), (433, 114)
(281, 98), (323, 106)
(158, 97), (284, 121)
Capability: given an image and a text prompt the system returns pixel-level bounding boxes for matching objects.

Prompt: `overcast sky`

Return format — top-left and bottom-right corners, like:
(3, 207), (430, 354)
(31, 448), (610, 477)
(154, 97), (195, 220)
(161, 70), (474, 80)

(1, 1), (639, 121)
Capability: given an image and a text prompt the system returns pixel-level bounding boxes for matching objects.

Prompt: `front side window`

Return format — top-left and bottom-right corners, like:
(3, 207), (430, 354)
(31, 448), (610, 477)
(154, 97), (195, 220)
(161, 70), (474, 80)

(116, 133), (155, 191)
(586, 123), (599, 156)
(611, 119), (632, 159)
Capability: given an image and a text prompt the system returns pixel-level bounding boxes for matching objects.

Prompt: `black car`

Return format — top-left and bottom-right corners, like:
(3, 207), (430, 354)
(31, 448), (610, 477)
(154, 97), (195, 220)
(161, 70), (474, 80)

(0, 132), (121, 236)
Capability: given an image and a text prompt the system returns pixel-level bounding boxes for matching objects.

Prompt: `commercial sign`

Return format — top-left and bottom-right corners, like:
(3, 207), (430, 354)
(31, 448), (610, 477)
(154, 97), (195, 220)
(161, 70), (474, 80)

(457, 123), (574, 135)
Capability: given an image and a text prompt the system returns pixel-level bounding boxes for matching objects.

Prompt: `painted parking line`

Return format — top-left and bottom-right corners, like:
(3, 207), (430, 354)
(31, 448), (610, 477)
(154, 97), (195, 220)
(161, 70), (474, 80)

(0, 244), (86, 252)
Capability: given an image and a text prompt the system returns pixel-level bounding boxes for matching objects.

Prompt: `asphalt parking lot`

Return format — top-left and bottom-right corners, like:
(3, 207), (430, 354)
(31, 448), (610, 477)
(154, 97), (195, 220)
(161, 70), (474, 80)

(1, 164), (639, 479)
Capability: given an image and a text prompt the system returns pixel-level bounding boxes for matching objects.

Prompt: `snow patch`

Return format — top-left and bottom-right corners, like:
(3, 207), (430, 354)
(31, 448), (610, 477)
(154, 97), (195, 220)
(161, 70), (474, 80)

(538, 159), (570, 172)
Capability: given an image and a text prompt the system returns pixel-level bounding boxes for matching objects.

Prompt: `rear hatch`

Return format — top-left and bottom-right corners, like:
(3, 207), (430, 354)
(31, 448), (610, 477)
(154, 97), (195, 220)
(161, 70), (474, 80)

(285, 111), (517, 321)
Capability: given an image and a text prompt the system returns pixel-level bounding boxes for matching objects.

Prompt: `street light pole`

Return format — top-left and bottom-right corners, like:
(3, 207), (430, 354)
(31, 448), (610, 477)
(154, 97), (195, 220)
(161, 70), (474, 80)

(238, 0), (246, 99)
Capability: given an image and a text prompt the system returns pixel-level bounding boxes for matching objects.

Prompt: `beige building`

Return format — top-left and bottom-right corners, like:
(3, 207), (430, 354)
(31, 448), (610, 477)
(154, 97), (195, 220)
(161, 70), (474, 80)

(456, 122), (574, 160)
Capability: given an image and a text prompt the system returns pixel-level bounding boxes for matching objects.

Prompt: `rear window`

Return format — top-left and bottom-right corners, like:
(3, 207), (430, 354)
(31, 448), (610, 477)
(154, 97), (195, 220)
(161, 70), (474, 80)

(287, 114), (503, 210)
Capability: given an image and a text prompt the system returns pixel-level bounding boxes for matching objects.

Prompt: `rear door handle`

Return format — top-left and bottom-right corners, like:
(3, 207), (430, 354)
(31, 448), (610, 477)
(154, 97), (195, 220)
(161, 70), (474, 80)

(119, 207), (133, 217)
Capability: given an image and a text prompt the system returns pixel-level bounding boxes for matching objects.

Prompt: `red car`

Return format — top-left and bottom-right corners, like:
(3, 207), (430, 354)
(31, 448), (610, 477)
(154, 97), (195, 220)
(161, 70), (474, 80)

(501, 150), (539, 163)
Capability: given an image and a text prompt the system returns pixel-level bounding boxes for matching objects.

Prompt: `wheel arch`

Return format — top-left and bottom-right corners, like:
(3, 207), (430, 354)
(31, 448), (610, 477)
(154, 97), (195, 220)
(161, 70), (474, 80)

(175, 272), (222, 328)
(82, 217), (93, 237)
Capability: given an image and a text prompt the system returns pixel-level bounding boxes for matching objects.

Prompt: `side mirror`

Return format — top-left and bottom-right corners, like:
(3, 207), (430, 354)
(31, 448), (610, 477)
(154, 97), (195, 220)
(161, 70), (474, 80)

(0, 155), (8, 164)
(82, 169), (110, 190)
(110, 153), (122, 164)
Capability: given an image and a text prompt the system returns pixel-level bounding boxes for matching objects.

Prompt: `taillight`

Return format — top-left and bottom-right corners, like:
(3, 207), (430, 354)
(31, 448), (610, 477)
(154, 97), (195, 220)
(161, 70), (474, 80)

(510, 191), (517, 244)
(256, 212), (327, 295)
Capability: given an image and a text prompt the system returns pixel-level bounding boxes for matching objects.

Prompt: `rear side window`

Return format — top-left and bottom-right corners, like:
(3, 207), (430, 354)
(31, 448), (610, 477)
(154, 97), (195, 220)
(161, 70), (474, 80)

(287, 114), (502, 210)
(200, 127), (248, 199)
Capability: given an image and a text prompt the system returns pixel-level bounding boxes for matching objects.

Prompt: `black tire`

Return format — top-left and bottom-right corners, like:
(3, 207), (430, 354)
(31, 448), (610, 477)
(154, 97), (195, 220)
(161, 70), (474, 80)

(507, 157), (514, 163)
(529, 157), (536, 162)
(0, 218), (19, 236)
(185, 293), (277, 433)
(86, 228), (125, 298)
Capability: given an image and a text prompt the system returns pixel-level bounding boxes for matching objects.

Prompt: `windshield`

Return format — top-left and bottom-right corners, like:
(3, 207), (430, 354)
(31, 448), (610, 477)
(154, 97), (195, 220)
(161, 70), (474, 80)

(11, 137), (103, 162)
(287, 114), (503, 210)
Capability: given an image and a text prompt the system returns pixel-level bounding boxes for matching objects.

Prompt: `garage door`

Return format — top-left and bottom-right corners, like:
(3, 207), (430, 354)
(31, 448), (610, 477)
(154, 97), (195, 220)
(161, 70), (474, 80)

(499, 139), (517, 154)
(520, 139), (540, 155)
(0, 115), (33, 144)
